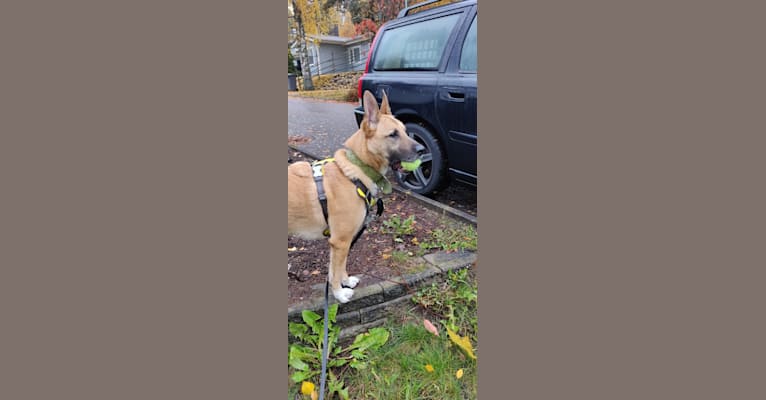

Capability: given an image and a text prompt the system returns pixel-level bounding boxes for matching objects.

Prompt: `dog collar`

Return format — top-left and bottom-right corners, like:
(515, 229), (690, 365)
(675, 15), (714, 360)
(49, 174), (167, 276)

(344, 149), (392, 194)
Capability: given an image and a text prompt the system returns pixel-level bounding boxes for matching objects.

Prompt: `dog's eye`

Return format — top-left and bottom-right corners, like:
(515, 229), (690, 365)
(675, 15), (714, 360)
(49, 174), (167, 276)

(389, 131), (398, 138)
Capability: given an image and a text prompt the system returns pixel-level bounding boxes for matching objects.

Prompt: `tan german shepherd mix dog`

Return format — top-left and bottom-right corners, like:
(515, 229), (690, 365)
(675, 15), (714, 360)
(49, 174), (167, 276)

(288, 91), (423, 303)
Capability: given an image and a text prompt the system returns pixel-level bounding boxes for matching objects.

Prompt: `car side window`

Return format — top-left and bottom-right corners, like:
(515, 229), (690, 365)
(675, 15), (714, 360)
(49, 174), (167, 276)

(372, 13), (462, 71)
(459, 15), (477, 72)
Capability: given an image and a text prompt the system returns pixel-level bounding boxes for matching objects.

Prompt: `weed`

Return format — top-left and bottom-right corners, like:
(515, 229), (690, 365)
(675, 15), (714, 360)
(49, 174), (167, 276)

(344, 89), (357, 102)
(420, 224), (477, 252)
(288, 304), (389, 399)
(382, 215), (416, 242)
(289, 89), (358, 102)
(413, 267), (478, 343)
(390, 250), (411, 264)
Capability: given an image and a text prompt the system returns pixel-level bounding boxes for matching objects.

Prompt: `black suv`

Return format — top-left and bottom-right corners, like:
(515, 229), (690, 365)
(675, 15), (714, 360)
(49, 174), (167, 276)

(354, 0), (477, 195)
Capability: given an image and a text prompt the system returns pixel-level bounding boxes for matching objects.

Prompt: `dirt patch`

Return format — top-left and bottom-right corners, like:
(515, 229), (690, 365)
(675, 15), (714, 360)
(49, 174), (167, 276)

(429, 182), (477, 218)
(288, 147), (473, 307)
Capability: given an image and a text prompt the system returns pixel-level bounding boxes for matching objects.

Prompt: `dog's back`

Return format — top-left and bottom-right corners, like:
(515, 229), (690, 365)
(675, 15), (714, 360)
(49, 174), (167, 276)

(287, 161), (328, 240)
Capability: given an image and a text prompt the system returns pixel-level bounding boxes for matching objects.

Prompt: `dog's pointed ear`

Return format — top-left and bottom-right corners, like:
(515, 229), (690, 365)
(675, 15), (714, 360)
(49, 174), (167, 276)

(380, 90), (391, 115)
(362, 90), (380, 134)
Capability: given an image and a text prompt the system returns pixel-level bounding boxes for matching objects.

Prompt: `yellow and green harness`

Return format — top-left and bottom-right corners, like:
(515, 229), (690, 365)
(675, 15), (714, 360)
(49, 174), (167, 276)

(311, 150), (387, 247)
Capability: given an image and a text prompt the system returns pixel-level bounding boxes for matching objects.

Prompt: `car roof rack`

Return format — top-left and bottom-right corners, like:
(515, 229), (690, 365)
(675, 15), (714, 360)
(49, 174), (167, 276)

(397, 0), (466, 18)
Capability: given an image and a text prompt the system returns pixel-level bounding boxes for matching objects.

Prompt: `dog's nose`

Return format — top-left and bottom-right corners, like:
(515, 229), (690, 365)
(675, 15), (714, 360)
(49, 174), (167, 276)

(415, 143), (425, 153)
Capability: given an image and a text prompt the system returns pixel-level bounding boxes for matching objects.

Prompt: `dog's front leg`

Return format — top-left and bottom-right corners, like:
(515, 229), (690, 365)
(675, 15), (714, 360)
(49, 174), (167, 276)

(327, 237), (357, 303)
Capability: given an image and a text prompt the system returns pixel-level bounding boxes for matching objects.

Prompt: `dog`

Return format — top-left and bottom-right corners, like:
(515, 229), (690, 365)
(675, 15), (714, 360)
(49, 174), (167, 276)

(288, 90), (424, 303)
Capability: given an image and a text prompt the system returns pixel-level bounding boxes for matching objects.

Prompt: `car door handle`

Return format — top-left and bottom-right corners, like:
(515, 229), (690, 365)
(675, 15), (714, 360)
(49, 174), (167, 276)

(442, 89), (465, 102)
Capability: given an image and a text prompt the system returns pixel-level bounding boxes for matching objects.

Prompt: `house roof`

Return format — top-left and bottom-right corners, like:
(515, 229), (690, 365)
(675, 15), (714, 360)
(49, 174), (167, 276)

(308, 34), (371, 46)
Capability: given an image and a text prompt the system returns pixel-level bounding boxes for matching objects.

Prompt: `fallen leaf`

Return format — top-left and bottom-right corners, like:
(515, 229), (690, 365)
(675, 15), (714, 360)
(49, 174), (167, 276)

(425, 364), (434, 373)
(301, 381), (315, 395)
(382, 254), (391, 260)
(456, 369), (464, 379)
(310, 270), (320, 275)
(446, 327), (477, 360)
(423, 319), (439, 336)
(288, 247), (298, 252)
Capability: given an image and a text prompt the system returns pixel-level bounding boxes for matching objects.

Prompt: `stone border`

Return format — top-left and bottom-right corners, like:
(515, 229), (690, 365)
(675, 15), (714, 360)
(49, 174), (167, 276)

(288, 250), (477, 342)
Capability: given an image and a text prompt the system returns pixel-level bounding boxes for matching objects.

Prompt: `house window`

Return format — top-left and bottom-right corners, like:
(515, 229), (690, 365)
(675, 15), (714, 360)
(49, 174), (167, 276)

(349, 46), (361, 65)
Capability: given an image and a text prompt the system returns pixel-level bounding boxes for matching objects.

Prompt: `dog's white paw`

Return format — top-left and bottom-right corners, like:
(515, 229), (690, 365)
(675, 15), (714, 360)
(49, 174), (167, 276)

(333, 287), (354, 303)
(342, 276), (360, 289)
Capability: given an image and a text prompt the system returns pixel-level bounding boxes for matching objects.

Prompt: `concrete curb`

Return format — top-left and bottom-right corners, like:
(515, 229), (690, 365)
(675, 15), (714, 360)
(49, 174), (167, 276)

(288, 250), (477, 343)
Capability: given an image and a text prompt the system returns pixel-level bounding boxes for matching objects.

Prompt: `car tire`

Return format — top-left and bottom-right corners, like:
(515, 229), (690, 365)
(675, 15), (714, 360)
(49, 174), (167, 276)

(395, 122), (447, 195)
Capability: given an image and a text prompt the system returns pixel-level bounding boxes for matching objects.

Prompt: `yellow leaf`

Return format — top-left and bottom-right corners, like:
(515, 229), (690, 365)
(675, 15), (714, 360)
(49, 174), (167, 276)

(301, 381), (315, 395)
(310, 390), (318, 400)
(425, 364), (434, 373)
(446, 327), (477, 360)
(382, 254), (391, 260)
(456, 369), (464, 379)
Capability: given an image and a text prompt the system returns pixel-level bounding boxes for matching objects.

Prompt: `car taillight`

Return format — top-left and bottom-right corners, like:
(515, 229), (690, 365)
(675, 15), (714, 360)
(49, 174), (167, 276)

(357, 73), (365, 102)
(357, 30), (380, 100)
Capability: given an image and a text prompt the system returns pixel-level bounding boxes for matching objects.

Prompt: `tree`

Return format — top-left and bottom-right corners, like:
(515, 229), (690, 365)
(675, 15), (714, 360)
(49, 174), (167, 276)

(291, 0), (339, 89)
(349, 0), (375, 24)
(354, 18), (378, 36)
(338, 10), (356, 37)
(288, 47), (297, 74)
(372, 0), (406, 24)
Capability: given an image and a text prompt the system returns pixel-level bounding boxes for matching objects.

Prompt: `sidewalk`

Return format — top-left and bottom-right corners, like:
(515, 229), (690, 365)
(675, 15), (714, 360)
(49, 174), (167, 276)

(287, 96), (359, 159)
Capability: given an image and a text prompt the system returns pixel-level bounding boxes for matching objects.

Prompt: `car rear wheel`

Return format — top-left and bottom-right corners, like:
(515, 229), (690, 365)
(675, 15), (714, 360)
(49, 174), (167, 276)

(395, 123), (447, 195)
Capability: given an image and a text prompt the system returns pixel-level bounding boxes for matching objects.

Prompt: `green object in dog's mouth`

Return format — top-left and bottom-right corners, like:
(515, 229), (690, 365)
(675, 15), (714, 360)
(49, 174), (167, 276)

(399, 159), (422, 172)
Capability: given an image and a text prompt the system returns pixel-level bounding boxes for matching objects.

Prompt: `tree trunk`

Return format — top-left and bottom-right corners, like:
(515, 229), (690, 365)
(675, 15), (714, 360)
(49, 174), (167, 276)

(292, 0), (314, 90)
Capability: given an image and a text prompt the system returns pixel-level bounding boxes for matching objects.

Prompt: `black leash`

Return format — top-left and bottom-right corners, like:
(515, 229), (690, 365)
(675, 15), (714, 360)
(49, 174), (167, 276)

(318, 281), (330, 400)
(311, 158), (384, 400)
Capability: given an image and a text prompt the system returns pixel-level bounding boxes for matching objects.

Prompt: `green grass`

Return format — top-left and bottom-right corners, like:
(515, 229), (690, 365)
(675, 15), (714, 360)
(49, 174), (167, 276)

(342, 267), (478, 399)
(420, 223), (478, 253)
(289, 216), (479, 399)
(288, 89), (357, 102)
(343, 318), (477, 400)
(413, 268), (478, 344)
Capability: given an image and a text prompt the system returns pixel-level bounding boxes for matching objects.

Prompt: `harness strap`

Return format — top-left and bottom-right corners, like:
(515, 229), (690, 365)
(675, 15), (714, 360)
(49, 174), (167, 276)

(311, 158), (383, 247)
(312, 159), (333, 234)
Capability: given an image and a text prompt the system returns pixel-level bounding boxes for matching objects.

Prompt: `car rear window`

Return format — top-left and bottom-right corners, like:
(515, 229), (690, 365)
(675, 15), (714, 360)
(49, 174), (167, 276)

(459, 15), (477, 72)
(372, 13), (462, 71)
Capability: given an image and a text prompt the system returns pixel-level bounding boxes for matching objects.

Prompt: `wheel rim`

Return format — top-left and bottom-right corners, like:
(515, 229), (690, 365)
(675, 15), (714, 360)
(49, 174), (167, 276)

(396, 131), (433, 191)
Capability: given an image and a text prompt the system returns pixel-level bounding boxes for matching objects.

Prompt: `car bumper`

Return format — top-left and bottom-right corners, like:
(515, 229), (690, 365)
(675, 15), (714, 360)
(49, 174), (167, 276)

(353, 106), (365, 127)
